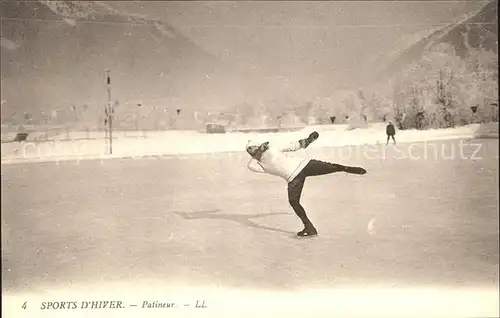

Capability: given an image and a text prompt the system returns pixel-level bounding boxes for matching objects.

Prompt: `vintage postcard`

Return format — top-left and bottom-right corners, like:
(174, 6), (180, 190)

(1, 1), (498, 317)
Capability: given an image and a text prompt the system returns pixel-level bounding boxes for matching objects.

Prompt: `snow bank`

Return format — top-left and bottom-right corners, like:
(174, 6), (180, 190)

(473, 122), (499, 138)
(1, 123), (496, 164)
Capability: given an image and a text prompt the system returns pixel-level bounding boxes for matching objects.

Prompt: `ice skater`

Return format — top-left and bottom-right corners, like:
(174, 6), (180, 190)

(246, 131), (367, 238)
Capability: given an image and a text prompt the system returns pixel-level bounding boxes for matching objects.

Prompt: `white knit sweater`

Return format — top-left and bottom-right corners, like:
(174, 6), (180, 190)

(247, 141), (310, 183)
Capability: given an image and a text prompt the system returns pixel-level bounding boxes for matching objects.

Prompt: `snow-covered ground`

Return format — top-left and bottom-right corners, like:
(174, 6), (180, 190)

(1, 123), (497, 164)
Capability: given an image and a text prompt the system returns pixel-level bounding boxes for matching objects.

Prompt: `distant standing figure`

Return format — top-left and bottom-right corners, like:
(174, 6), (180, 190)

(386, 121), (396, 145)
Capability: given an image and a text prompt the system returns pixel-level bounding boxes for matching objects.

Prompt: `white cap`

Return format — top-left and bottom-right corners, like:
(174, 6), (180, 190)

(246, 140), (256, 148)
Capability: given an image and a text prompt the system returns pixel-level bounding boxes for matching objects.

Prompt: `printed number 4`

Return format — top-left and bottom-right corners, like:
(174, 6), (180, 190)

(22, 302), (27, 310)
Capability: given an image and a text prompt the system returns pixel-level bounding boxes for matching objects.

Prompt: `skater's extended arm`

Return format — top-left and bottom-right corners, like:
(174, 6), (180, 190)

(247, 158), (265, 173)
(280, 141), (302, 152)
(281, 131), (319, 152)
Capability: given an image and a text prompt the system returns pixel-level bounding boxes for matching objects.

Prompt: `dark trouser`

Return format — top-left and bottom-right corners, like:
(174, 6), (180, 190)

(387, 134), (396, 144)
(287, 160), (348, 228)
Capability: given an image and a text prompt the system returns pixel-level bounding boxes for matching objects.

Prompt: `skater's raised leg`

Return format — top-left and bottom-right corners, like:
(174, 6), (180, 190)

(301, 159), (366, 177)
(288, 176), (317, 237)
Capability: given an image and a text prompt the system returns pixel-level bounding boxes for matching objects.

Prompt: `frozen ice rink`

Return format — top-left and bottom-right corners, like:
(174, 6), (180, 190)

(2, 139), (499, 317)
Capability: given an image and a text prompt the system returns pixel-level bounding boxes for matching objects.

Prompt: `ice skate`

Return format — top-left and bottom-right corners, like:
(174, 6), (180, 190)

(345, 166), (367, 175)
(297, 226), (318, 239)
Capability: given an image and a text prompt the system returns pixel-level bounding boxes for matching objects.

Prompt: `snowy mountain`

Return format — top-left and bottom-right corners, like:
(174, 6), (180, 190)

(0, 1), (243, 126)
(380, 0), (498, 79)
(1, 1), (496, 129)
